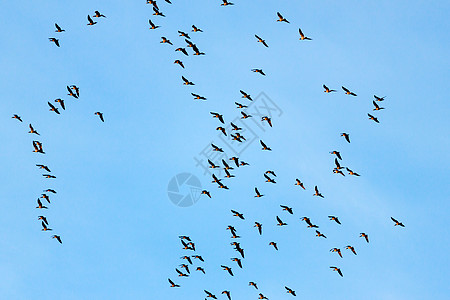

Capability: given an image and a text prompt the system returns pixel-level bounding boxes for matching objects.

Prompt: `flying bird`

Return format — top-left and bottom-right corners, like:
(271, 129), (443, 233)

(52, 235), (62, 244)
(48, 38), (60, 47)
(192, 25), (203, 32)
(261, 116), (272, 127)
(93, 11), (106, 18)
(295, 179), (305, 189)
(221, 265), (234, 276)
(182, 76), (194, 85)
(254, 222), (262, 235)
(175, 47), (189, 56)
(342, 86), (357, 96)
(168, 278), (180, 287)
(221, 0), (234, 6)
(36, 164), (51, 172)
(391, 217), (405, 227)
(280, 205), (293, 214)
(210, 112), (224, 123)
(269, 241), (278, 250)
(249, 282), (258, 289)
(153, 7), (165, 17)
(54, 23), (65, 32)
(222, 291), (231, 300)
(330, 248), (343, 258)
(231, 210), (245, 220)
(330, 150), (342, 160)
(178, 30), (190, 39)
(67, 86), (78, 98)
(328, 216), (341, 225)
(240, 90), (252, 100)
(276, 12), (289, 23)
(201, 190), (211, 198)
(323, 84), (336, 93)
(192, 44), (205, 55)
(360, 233), (369, 243)
(285, 286), (296, 296)
(255, 35), (268, 47)
(149, 19), (160, 29)
(372, 101), (385, 111)
(341, 133), (350, 143)
(28, 124), (39, 135)
(160, 37), (173, 45)
(330, 266), (343, 277)
(368, 113), (379, 123)
(87, 15), (97, 26)
(374, 95), (385, 101)
(345, 245), (357, 255)
(313, 186), (324, 198)
(12, 114), (22, 122)
(298, 28), (312, 40)
(211, 143), (223, 152)
(346, 167), (360, 176)
(174, 60), (185, 68)
(315, 230), (327, 238)
(36, 199), (47, 209)
(276, 216), (287, 226)
(251, 69), (266, 76)
(260, 140), (271, 151)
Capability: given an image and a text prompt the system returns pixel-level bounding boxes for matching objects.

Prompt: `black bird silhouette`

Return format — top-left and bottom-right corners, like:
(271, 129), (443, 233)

(231, 210), (245, 220)
(313, 186), (324, 198)
(54, 23), (65, 32)
(330, 266), (343, 277)
(221, 265), (234, 276)
(48, 102), (60, 114)
(149, 19), (160, 29)
(87, 15), (97, 26)
(280, 205), (293, 214)
(12, 114), (22, 122)
(95, 112), (104, 122)
(168, 278), (180, 287)
(285, 286), (296, 296)
(372, 101), (385, 111)
(252, 69), (266, 76)
(93, 11), (106, 18)
(391, 217), (405, 227)
(276, 216), (287, 226)
(276, 12), (289, 23)
(52, 235), (62, 244)
(298, 28), (312, 40)
(360, 233), (369, 243)
(192, 25), (203, 32)
(254, 187), (264, 197)
(330, 150), (342, 160)
(254, 222), (262, 235)
(323, 84), (336, 93)
(55, 99), (65, 110)
(49, 38), (60, 47)
(368, 113), (379, 123)
(210, 112), (224, 123)
(240, 90), (253, 100)
(342, 86), (357, 96)
(222, 290), (231, 300)
(341, 133), (350, 143)
(255, 35), (268, 47)
(211, 143), (223, 152)
(328, 216), (341, 224)
(221, 0), (234, 6)
(175, 47), (189, 56)
(260, 140), (271, 151)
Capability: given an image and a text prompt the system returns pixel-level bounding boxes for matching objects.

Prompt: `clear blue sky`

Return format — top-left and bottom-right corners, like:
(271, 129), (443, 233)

(1, 0), (449, 299)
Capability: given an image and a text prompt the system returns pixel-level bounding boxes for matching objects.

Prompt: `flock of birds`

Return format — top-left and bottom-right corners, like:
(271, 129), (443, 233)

(10, 0), (406, 298)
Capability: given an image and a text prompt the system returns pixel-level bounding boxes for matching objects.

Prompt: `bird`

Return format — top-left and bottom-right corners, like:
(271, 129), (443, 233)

(185, 39), (194, 48)
(254, 187), (264, 198)
(285, 286), (296, 296)
(28, 124), (39, 135)
(231, 210), (244, 220)
(260, 140), (271, 151)
(301, 217), (318, 228)
(330, 266), (343, 277)
(192, 25), (203, 32)
(54, 23), (65, 32)
(33, 141), (45, 154)
(181, 256), (193, 264)
(160, 37), (173, 45)
(333, 169), (345, 176)
(201, 190), (211, 198)
(216, 127), (227, 136)
(330, 151), (342, 160)
(276, 12), (289, 23)
(391, 217), (405, 227)
(258, 293), (268, 299)
(55, 99), (65, 110)
(229, 157), (239, 168)
(298, 28), (312, 40)
(41, 221), (52, 231)
(372, 101), (385, 111)
(221, 0), (234, 6)
(360, 233), (369, 243)
(328, 216), (341, 225)
(49, 38), (60, 47)
(204, 290), (217, 299)
(269, 241), (278, 250)
(255, 35), (268, 47)
(323, 84), (336, 93)
(192, 44), (205, 55)
(36, 199), (47, 209)
(249, 282), (258, 289)
(175, 268), (189, 277)
(315, 230), (327, 238)
(87, 15), (97, 26)
(230, 122), (242, 131)
(222, 159), (233, 170)
(231, 257), (242, 268)
(330, 248), (343, 258)
(345, 245), (357, 255)
(149, 19), (160, 29)
(70, 85), (80, 97)
(196, 267), (205, 274)
(52, 235), (62, 244)
(313, 186), (324, 198)
(264, 174), (276, 183)
(295, 179), (306, 189)
(276, 216), (287, 226)
(12, 114), (22, 122)
(221, 265), (234, 276)
(234, 102), (247, 109)
(222, 290), (231, 300)
(346, 167), (360, 176)
(334, 158), (344, 170)
(210, 112), (224, 123)
(224, 169), (235, 179)
(251, 69), (266, 76)
(178, 30), (190, 39)
(168, 278), (180, 287)
(240, 90), (253, 101)
(180, 264), (190, 274)
(192, 255), (203, 262)
(280, 205), (293, 214)
(67, 86), (78, 98)
(374, 95), (385, 101)
(241, 111), (252, 119)
(94, 112), (104, 122)
(36, 164), (51, 172)
(211, 144), (223, 152)
(208, 160), (219, 169)
(153, 7), (165, 17)
(175, 47), (189, 56)
(41, 194), (50, 204)
(250, 223), (261, 237)
(262, 116), (272, 127)
(181, 76), (194, 85)
(93, 11), (106, 18)
(368, 113), (379, 123)
(38, 216), (48, 225)
(43, 174), (56, 179)
(342, 86), (357, 96)
(179, 236), (191, 241)
(174, 60), (185, 69)
(341, 133), (350, 143)
(191, 93), (207, 100)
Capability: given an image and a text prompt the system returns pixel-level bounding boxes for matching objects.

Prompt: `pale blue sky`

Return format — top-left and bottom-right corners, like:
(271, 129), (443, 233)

(1, 0), (449, 299)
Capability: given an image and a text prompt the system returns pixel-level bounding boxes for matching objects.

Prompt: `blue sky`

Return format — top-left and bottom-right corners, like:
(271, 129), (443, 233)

(1, 0), (449, 299)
